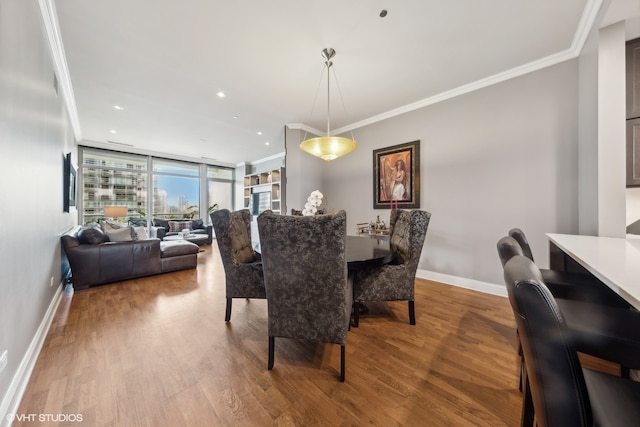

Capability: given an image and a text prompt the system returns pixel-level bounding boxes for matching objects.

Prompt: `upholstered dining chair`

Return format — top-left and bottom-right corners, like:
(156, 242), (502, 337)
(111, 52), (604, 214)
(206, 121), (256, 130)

(508, 228), (631, 309)
(210, 209), (266, 322)
(257, 209), (351, 382)
(503, 255), (640, 427)
(497, 235), (640, 386)
(352, 209), (431, 327)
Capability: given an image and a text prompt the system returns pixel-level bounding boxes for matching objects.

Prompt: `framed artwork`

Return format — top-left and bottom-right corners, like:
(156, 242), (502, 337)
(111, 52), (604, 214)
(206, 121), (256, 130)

(373, 140), (420, 209)
(63, 152), (76, 212)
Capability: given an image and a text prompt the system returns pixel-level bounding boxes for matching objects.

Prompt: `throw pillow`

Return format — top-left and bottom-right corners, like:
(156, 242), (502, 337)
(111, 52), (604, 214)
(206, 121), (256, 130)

(128, 219), (147, 227)
(133, 226), (149, 240)
(104, 226), (134, 242)
(389, 215), (411, 265)
(77, 225), (107, 244)
(229, 217), (255, 264)
(169, 220), (192, 232)
(100, 220), (124, 232)
(153, 218), (170, 231)
(190, 218), (204, 230)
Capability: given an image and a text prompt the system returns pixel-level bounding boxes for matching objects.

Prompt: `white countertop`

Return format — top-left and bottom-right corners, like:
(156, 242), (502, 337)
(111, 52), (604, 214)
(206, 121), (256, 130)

(546, 233), (640, 310)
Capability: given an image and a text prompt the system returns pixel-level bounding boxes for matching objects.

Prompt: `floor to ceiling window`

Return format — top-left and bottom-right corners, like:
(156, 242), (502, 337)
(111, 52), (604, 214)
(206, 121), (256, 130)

(152, 159), (200, 219)
(79, 147), (234, 224)
(81, 149), (148, 223)
(208, 166), (233, 212)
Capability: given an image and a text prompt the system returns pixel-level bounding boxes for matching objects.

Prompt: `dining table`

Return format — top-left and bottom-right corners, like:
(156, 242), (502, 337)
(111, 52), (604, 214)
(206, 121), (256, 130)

(346, 235), (392, 271)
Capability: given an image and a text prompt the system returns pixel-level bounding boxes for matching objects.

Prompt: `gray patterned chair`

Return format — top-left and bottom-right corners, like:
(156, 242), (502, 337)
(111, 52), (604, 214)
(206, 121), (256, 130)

(210, 209), (266, 322)
(257, 209), (351, 382)
(352, 209), (431, 327)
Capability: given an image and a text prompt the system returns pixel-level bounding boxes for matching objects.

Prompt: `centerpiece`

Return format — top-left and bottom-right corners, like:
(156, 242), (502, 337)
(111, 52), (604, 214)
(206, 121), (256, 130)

(302, 190), (324, 216)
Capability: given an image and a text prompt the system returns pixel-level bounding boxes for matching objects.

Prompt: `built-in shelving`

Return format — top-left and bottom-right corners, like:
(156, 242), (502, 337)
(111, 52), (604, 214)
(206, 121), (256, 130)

(243, 168), (285, 215)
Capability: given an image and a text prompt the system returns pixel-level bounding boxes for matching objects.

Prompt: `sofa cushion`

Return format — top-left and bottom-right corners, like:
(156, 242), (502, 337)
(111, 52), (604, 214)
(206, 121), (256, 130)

(77, 225), (107, 244)
(160, 240), (199, 257)
(229, 217), (255, 264)
(104, 226), (134, 242)
(169, 220), (192, 232)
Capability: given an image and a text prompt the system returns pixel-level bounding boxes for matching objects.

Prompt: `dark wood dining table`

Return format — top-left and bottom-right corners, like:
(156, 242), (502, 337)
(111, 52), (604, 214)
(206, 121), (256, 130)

(346, 235), (392, 271)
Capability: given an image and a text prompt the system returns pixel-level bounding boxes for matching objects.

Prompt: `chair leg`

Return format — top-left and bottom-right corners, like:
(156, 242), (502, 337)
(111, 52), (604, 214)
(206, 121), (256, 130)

(340, 345), (345, 382)
(518, 338), (524, 392)
(225, 298), (232, 322)
(268, 336), (275, 370)
(521, 365), (535, 427)
(353, 302), (360, 327)
(408, 300), (416, 325)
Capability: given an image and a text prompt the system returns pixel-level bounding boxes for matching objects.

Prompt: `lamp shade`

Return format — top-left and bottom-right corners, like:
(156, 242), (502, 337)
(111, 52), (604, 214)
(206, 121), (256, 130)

(299, 136), (357, 162)
(104, 205), (128, 218)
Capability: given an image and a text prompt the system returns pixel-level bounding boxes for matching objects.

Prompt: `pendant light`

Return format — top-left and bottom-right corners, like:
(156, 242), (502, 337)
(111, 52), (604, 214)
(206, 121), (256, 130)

(299, 48), (357, 162)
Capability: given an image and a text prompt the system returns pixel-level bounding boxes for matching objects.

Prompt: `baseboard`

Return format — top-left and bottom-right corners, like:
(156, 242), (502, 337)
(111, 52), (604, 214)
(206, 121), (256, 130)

(416, 269), (507, 298)
(0, 283), (65, 427)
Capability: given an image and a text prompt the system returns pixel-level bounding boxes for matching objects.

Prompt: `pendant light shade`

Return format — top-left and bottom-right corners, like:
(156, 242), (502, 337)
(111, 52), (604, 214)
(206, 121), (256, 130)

(300, 48), (357, 162)
(299, 136), (357, 162)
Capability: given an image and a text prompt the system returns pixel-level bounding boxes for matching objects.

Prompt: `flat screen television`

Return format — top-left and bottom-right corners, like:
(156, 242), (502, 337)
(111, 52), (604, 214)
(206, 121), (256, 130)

(251, 191), (271, 216)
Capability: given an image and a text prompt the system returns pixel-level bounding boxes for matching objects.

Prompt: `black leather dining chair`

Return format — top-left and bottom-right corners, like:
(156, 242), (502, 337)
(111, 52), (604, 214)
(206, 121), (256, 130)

(508, 228), (631, 308)
(497, 236), (640, 383)
(503, 255), (640, 427)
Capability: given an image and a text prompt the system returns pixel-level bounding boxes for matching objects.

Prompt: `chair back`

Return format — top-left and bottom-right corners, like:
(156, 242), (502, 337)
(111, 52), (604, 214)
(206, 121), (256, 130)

(210, 209), (257, 270)
(257, 210), (351, 344)
(508, 228), (535, 261)
(503, 255), (592, 427)
(389, 209), (431, 270)
(496, 235), (524, 267)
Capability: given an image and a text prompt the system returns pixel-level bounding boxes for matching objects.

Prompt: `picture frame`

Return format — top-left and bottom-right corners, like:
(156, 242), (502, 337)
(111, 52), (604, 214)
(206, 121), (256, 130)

(373, 140), (420, 209)
(63, 152), (76, 212)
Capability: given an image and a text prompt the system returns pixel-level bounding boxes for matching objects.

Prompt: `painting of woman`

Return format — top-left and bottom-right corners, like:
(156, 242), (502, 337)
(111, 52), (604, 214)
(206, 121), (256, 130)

(373, 141), (420, 209)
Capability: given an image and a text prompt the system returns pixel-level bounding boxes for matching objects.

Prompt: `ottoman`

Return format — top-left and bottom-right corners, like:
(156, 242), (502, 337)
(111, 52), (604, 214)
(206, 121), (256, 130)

(160, 240), (199, 272)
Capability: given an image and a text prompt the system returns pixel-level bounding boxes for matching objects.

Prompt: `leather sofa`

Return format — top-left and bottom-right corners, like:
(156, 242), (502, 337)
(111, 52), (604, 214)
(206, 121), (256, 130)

(61, 225), (199, 290)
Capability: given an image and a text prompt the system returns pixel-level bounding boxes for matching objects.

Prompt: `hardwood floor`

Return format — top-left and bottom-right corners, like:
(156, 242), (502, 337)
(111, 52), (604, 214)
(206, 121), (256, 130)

(15, 245), (523, 426)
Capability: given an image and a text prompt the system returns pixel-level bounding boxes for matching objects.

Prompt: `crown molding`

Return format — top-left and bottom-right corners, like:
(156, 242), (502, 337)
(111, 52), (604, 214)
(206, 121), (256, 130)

(286, 123), (324, 136)
(38, 0), (82, 141)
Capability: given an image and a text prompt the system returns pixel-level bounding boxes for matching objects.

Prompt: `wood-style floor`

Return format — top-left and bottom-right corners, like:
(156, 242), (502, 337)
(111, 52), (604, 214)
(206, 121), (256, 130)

(15, 244), (524, 426)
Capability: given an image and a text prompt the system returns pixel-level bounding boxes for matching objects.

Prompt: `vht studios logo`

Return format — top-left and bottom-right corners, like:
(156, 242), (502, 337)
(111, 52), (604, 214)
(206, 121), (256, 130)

(6, 413), (84, 423)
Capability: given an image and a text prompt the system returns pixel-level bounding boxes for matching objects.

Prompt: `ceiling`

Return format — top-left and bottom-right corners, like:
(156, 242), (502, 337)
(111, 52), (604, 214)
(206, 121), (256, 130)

(50, 0), (632, 166)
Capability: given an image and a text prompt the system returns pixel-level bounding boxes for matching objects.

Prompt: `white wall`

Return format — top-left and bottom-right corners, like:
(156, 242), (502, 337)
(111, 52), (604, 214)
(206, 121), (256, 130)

(0, 1), (76, 422)
(313, 61), (580, 286)
(284, 127), (323, 214)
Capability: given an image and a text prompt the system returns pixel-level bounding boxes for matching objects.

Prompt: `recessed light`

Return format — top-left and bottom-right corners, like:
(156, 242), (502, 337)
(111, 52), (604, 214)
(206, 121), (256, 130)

(257, 131), (262, 135)
(113, 105), (124, 110)
(265, 142), (270, 146)
(217, 91), (225, 98)
(109, 129), (117, 134)
(233, 115), (239, 119)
